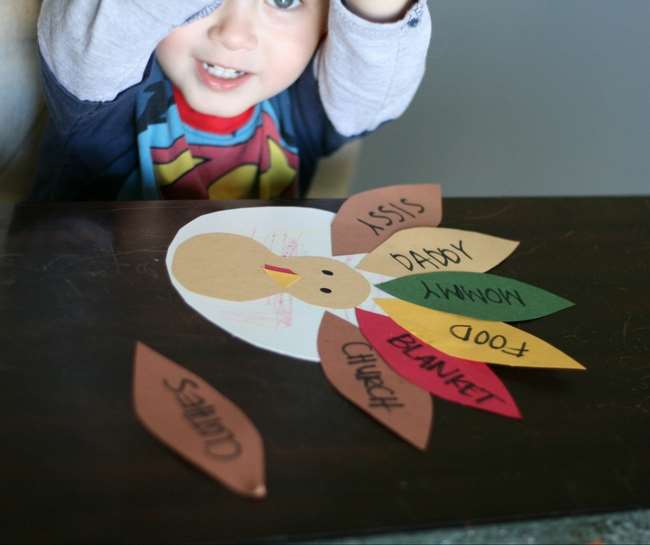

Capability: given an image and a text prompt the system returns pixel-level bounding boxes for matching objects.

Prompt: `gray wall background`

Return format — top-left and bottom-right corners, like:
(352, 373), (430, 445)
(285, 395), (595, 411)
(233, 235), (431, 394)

(351, 0), (649, 197)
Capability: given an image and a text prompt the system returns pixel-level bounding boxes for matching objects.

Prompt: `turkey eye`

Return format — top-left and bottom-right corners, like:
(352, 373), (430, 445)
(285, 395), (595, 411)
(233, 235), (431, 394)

(322, 270), (334, 276)
(320, 288), (332, 294)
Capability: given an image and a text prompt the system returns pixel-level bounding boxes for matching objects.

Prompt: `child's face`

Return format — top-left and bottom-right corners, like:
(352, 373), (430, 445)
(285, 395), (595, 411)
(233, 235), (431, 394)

(156, 0), (328, 118)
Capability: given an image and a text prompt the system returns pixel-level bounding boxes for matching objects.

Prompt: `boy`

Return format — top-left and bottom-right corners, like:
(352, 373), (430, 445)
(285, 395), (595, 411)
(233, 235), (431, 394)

(35, 0), (431, 201)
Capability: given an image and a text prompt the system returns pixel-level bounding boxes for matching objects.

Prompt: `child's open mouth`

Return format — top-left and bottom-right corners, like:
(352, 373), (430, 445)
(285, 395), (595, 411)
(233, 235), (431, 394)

(203, 62), (246, 80)
(196, 60), (252, 92)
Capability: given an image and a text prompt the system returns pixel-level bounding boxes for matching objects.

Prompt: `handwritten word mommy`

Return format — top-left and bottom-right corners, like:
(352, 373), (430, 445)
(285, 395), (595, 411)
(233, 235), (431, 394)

(422, 281), (526, 307)
(163, 377), (242, 461)
(341, 342), (405, 411)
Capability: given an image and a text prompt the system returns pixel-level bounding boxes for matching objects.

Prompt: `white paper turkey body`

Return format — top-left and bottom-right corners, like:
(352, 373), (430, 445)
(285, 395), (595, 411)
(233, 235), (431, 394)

(166, 207), (389, 362)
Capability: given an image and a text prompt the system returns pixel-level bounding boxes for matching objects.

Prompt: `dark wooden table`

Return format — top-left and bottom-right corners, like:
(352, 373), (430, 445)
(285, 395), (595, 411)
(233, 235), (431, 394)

(1, 197), (649, 544)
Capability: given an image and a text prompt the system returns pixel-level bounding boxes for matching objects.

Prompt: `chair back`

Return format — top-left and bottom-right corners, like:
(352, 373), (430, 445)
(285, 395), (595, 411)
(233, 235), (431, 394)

(0, 1), (44, 202)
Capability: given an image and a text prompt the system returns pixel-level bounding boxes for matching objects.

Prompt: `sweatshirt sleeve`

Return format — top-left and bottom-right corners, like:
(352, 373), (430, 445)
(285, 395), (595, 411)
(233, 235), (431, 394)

(37, 0), (222, 103)
(316, 0), (431, 137)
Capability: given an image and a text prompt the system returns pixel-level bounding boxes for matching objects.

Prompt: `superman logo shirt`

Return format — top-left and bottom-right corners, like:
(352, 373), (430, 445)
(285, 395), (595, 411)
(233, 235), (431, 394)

(120, 62), (300, 200)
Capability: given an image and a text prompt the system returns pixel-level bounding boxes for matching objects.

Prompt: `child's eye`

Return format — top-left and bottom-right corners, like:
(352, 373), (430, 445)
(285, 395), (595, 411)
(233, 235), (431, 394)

(265, 0), (303, 10)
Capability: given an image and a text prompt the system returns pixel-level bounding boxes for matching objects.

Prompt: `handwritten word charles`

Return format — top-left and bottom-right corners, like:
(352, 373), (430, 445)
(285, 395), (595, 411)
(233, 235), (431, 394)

(163, 377), (243, 461)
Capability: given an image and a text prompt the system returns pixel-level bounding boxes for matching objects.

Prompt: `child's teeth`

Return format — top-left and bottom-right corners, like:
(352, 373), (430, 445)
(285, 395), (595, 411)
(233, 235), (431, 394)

(203, 62), (245, 79)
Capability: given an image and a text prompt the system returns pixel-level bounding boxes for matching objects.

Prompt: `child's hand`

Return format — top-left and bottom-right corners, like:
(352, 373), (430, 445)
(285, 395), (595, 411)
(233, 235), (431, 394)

(344, 0), (414, 23)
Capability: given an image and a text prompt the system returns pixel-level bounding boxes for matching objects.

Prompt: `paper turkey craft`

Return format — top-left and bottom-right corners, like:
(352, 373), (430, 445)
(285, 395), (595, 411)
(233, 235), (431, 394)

(162, 185), (585, 456)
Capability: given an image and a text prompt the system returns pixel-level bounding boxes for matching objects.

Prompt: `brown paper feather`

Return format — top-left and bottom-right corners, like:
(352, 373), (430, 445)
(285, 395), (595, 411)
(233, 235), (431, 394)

(331, 184), (442, 256)
(133, 342), (267, 499)
(317, 313), (433, 450)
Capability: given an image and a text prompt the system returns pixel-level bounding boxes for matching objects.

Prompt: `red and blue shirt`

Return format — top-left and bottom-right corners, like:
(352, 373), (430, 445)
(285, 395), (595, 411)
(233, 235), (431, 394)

(34, 56), (351, 201)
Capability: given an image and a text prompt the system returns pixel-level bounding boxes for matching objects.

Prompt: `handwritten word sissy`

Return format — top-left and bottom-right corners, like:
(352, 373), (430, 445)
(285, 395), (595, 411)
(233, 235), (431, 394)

(356, 198), (426, 237)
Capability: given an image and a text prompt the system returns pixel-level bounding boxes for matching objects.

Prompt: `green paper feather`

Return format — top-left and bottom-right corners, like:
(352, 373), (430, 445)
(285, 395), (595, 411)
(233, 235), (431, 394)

(377, 271), (574, 322)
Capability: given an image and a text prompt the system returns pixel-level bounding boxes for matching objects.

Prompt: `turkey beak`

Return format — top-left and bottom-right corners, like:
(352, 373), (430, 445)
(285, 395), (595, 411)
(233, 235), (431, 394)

(263, 264), (301, 289)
